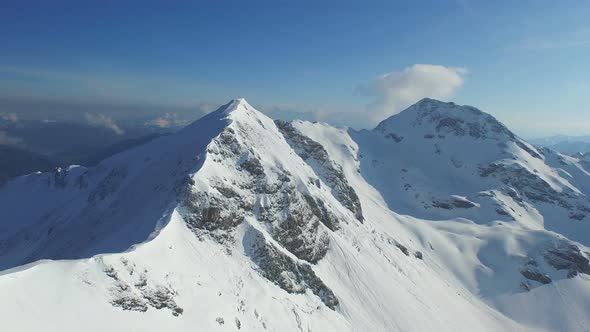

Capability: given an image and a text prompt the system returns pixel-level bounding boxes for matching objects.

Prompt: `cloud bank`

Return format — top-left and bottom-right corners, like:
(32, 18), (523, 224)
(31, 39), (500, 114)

(84, 113), (125, 135)
(359, 64), (467, 123)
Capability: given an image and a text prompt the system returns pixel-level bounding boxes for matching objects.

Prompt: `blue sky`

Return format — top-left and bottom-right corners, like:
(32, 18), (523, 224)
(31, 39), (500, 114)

(1, 0), (589, 137)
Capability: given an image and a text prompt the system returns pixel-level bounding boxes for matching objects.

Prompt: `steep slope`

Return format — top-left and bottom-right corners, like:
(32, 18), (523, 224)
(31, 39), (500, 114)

(0, 99), (590, 331)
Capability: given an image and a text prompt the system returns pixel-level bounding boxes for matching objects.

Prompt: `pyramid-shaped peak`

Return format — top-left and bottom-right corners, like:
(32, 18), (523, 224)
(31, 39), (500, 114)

(227, 97), (253, 111)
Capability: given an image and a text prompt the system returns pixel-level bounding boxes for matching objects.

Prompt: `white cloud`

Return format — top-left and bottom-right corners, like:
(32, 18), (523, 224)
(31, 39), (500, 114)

(0, 131), (23, 146)
(84, 113), (125, 135)
(147, 116), (173, 128)
(0, 112), (18, 123)
(359, 64), (467, 123)
(145, 113), (189, 128)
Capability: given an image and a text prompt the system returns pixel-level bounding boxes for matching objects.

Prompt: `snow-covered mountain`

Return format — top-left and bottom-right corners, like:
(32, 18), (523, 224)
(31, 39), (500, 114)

(1, 98), (590, 331)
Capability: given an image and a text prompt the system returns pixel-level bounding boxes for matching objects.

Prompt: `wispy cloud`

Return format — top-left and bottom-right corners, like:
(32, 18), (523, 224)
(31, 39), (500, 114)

(84, 113), (125, 135)
(145, 113), (187, 128)
(0, 112), (18, 123)
(258, 64), (468, 129)
(0, 131), (23, 147)
(357, 64), (467, 124)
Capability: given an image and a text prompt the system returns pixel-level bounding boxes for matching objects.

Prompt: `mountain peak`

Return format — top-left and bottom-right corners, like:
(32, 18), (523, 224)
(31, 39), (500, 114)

(413, 97), (456, 108)
(213, 98), (254, 115)
(181, 98), (261, 135)
(374, 98), (513, 141)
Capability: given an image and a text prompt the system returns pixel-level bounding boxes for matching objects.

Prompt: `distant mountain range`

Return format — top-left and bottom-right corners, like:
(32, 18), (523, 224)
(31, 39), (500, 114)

(0, 121), (170, 182)
(529, 135), (590, 155)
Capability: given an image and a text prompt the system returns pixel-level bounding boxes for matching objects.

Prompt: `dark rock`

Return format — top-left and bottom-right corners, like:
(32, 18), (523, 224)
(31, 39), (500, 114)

(432, 200), (452, 210)
(451, 197), (476, 209)
(385, 133), (404, 142)
(495, 208), (510, 216)
(544, 244), (590, 278)
(272, 193), (331, 263)
(142, 286), (184, 316)
(111, 295), (148, 312)
(569, 212), (586, 221)
(246, 227), (339, 309)
(396, 243), (409, 256)
(436, 118), (466, 136)
(520, 269), (552, 284)
(241, 157), (265, 177)
(276, 120), (363, 222)
(515, 140), (543, 160)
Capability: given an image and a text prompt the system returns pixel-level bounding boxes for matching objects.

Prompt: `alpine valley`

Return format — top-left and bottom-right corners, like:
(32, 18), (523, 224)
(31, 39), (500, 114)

(1, 98), (590, 332)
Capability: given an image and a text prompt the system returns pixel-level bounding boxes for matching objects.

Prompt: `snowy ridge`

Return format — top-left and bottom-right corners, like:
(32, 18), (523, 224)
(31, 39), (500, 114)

(1, 98), (590, 331)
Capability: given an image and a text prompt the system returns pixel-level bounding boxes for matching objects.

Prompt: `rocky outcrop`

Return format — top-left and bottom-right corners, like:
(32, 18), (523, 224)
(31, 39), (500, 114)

(544, 244), (590, 278)
(105, 263), (183, 316)
(245, 227), (338, 310)
(275, 120), (363, 222)
(520, 269), (552, 285)
(180, 122), (343, 308)
(479, 162), (589, 216)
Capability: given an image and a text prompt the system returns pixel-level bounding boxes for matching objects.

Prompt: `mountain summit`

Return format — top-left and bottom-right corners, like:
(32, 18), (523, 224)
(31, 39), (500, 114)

(1, 98), (590, 331)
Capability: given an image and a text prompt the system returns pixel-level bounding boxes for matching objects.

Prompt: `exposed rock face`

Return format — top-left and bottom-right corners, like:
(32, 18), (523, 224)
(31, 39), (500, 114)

(245, 227), (339, 310)
(544, 244), (590, 278)
(275, 120), (363, 222)
(376, 98), (514, 141)
(180, 117), (343, 308)
(271, 192), (331, 263)
(105, 262), (183, 316)
(520, 269), (552, 285)
(479, 162), (590, 217)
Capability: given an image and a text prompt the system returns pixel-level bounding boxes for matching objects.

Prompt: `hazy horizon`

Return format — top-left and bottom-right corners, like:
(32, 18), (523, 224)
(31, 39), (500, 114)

(1, 1), (589, 139)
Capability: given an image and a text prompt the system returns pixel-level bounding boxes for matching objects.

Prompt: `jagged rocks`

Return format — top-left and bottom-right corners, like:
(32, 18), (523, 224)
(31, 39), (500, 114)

(142, 286), (184, 316)
(520, 269), (552, 285)
(479, 162), (579, 210)
(245, 227), (339, 310)
(105, 263), (183, 316)
(111, 294), (149, 312)
(275, 120), (363, 222)
(268, 190), (331, 263)
(241, 157), (265, 177)
(183, 190), (247, 232)
(544, 244), (590, 278)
